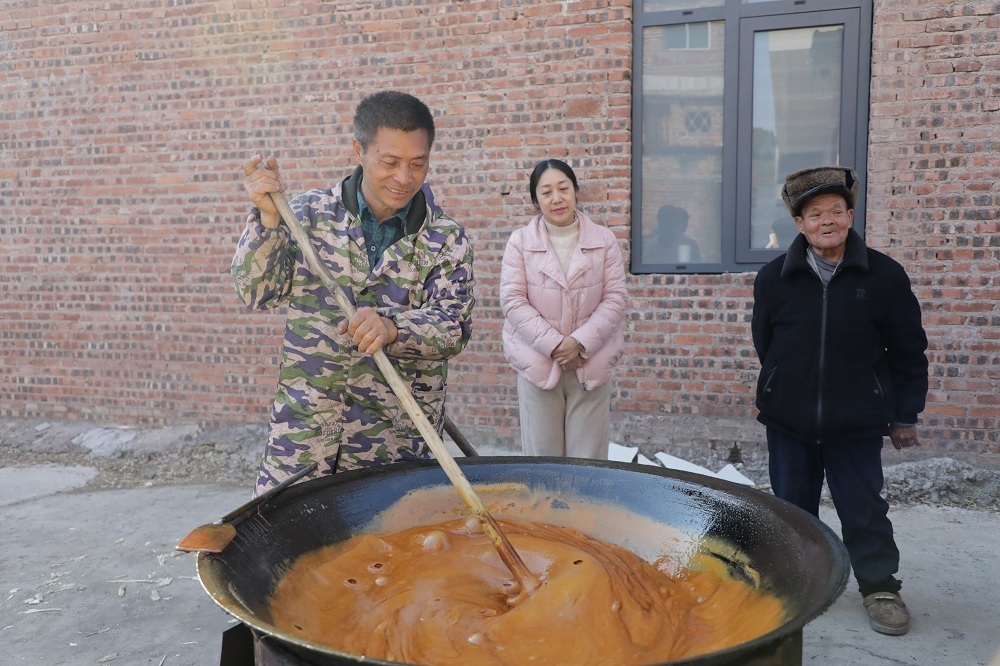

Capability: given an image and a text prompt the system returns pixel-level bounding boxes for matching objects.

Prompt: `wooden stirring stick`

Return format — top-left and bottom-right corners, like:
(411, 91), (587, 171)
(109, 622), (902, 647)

(265, 186), (540, 595)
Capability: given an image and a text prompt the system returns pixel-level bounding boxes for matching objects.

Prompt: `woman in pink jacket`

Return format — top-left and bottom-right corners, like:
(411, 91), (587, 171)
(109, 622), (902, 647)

(500, 159), (627, 459)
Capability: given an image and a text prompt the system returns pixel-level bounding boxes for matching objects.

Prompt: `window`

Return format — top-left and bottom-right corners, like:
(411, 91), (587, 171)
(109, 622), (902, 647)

(631, 0), (873, 274)
(663, 22), (711, 49)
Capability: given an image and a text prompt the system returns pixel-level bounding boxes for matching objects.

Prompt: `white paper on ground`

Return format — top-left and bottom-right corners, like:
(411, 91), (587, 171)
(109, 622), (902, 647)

(607, 442), (638, 463)
(653, 452), (717, 479)
(715, 463), (756, 486)
(636, 453), (659, 466)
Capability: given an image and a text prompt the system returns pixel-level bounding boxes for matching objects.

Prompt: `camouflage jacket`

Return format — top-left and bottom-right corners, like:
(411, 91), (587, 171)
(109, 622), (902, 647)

(232, 166), (475, 495)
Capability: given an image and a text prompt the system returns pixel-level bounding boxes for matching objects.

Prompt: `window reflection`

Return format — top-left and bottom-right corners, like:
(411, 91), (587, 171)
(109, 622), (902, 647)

(640, 21), (724, 265)
(749, 25), (844, 249)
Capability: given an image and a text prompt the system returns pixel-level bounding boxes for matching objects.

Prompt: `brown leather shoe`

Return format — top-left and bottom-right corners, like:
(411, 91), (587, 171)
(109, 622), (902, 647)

(863, 591), (910, 635)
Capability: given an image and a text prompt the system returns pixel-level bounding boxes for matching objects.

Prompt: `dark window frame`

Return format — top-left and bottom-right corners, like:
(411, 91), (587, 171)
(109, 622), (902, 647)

(631, 0), (874, 274)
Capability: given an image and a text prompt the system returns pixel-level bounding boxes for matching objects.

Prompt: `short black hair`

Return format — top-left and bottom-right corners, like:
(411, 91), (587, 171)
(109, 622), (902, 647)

(353, 91), (435, 151)
(528, 159), (579, 208)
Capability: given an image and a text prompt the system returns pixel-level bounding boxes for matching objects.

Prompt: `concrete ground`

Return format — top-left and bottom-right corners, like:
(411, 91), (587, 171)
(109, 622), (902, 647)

(2, 457), (999, 665)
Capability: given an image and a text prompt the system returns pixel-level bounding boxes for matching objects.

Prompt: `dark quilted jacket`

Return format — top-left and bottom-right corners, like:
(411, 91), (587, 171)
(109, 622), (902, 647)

(751, 229), (928, 444)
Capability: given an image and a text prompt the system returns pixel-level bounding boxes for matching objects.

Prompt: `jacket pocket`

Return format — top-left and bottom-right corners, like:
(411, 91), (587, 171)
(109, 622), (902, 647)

(756, 366), (778, 407)
(865, 370), (897, 426)
(871, 372), (888, 411)
(389, 387), (446, 445)
(413, 387), (446, 428)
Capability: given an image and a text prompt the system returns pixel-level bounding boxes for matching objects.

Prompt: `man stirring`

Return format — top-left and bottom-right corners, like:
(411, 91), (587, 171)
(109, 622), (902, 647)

(234, 91), (475, 497)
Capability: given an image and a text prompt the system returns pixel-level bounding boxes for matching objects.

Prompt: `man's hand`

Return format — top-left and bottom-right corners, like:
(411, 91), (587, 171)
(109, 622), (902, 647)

(889, 424), (920, 450)
(551, 336), (583, 371)
(242, 154), (284, 229)
(338, 307), (398, 355)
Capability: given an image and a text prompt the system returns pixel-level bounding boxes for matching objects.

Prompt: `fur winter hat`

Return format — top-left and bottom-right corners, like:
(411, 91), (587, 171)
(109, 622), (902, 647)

(781, 165), (859, 217)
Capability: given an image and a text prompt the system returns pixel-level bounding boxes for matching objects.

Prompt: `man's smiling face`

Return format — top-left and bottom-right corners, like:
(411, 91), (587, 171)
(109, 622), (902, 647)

(353, 127), (431, 222)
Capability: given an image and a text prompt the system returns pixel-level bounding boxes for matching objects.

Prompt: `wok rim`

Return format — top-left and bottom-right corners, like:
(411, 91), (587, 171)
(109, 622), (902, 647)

(196, 456), (850, 666)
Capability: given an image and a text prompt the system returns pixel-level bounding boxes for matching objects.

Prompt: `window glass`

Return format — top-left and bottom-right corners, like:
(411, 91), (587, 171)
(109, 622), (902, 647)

(749, 26), (844, 250)
(632, 2), (869, 273)
(639, 21), (724, 266)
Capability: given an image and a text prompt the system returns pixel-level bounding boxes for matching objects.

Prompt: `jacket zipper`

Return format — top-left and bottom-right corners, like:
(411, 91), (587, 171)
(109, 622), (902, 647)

(814, 260), (842, 443)
(572, 278), (586, 389)
(816, 284), (828, 443)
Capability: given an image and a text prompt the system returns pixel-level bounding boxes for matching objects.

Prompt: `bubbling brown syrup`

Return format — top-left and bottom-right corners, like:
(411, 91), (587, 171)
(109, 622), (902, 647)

(268, 515), (785, 665)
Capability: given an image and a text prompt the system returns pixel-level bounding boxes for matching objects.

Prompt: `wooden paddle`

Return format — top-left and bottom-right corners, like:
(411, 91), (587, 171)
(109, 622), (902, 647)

(264, 184), (540, 594)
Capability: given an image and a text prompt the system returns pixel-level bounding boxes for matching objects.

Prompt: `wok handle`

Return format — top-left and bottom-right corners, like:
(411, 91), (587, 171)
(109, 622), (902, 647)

(266, 188), (538, 594)
(220, 462), (319, 524)
(444, 415), (479, 457)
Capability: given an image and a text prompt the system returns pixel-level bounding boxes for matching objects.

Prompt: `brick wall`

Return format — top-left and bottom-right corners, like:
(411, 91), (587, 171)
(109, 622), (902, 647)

(866, 0), (1000, 455)
(1, 0), (997, 459)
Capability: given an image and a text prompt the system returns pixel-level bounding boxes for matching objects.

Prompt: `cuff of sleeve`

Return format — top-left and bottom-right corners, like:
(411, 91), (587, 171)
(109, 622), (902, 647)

(378, 308), (409, 348)
(247, 209), (275, 237)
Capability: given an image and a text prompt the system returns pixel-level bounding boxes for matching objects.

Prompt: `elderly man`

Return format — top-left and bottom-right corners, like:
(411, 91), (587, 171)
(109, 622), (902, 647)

(233, 91), (475, 497)
(751, 165), (928, 636)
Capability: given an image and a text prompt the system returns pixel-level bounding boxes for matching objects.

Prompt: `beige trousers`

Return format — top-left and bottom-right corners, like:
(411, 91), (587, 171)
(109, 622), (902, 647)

(517, 371), (611, 460)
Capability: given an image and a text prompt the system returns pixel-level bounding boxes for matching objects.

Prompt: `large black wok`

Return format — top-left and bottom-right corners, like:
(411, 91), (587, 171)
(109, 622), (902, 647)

(197, 458), (849, 665)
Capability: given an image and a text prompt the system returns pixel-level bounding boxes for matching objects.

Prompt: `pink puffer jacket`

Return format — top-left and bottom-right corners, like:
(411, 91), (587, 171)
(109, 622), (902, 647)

(500, 211), (627, 390)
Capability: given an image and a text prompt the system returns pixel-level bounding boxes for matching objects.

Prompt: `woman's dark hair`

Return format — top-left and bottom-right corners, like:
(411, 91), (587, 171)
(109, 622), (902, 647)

(528, 159), (579, 208)
(353, 91), (435, 150)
